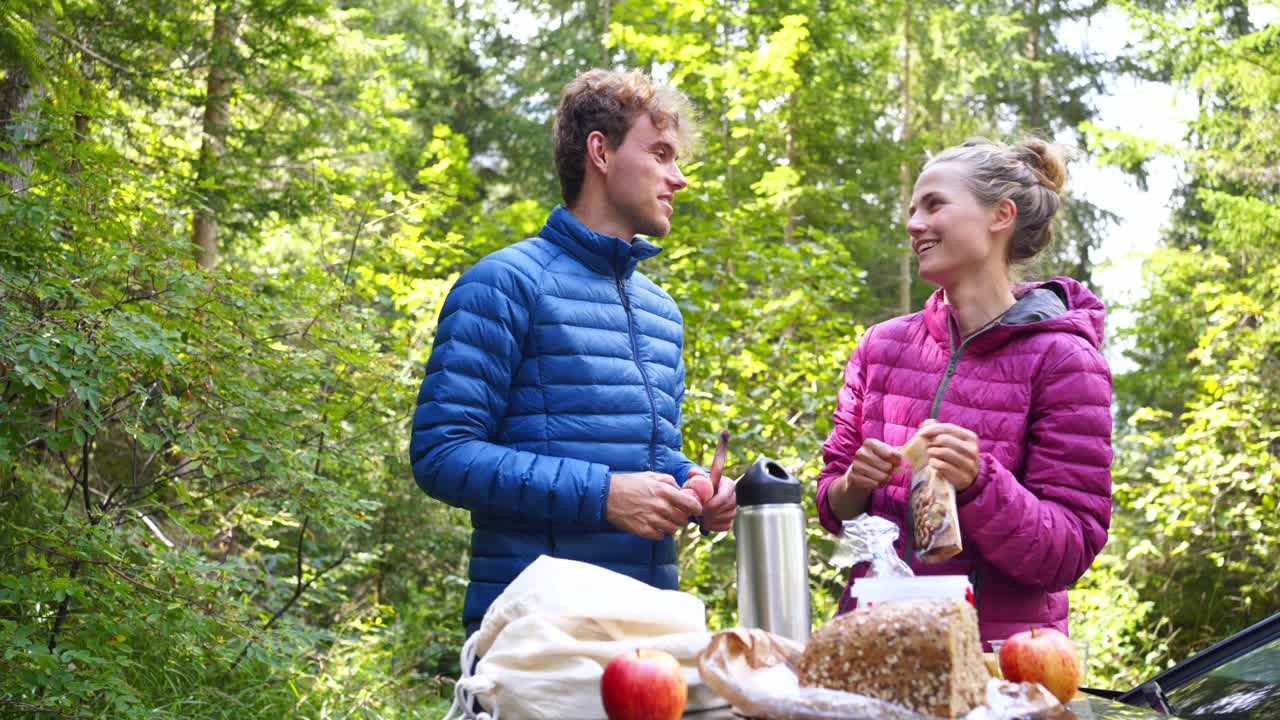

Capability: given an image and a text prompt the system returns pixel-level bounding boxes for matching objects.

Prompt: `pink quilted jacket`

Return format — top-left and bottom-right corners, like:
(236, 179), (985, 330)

(815, 277), (1113, 642)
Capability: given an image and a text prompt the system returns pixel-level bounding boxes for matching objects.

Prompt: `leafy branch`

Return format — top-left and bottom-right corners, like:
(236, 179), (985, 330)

(227, 516), (348, 672)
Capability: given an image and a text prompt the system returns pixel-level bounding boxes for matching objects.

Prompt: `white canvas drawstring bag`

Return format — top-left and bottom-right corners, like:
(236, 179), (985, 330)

(444, 555), (727, 720)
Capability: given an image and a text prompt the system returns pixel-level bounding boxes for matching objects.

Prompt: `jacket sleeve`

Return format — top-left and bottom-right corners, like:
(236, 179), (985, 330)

(815, 335), (873, 535)
(955, 343), (1113, 590)
(409, 258), (613, 529)
(666, 351), (700, 485)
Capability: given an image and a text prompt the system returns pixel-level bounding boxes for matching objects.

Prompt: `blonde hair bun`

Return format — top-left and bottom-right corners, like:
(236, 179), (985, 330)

(1012, 137), (1068, 194)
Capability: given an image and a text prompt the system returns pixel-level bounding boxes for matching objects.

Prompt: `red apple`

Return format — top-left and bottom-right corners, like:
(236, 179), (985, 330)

(998, 628), (1081, 703)
(600, 649), (688, 720)
(684, 475), (714, 504)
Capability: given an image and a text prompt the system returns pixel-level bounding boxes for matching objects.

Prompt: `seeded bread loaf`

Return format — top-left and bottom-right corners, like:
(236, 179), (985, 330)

(796, 599), (989, 718)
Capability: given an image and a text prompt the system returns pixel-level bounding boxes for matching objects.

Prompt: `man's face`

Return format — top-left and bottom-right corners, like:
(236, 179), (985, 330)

(602, 113), (689, 239)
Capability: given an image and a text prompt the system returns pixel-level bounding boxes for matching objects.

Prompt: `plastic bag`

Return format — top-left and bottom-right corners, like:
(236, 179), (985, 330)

(829, 513), (914, 576)
(697, 627), (1067, 720)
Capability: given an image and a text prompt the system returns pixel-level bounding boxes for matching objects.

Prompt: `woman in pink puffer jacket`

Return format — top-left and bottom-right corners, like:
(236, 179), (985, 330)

(816, 137), (1113, 644)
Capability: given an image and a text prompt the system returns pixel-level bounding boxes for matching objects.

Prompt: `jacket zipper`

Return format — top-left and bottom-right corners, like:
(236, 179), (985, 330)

(616, 276), (660, 474)
(907, 312), (1002, 613)
(930, 311), (1006, 419)
(929, 319), (962, 419)
(618, 274), (662, 582)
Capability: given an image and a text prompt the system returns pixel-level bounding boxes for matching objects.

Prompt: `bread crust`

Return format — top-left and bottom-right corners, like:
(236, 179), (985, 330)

(797, 599), (989, 718)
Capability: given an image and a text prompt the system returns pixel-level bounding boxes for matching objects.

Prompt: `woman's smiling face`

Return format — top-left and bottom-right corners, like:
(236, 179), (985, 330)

(907, 161), (1008, 286)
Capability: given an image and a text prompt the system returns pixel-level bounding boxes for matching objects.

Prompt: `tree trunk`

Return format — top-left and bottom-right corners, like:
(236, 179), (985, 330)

(1027, 0), (1043, 130)
(720, 19), (734, 247)
(68, 54), (92, 178)
(0, 63), (42, 194)
(784, 92), (796, 245)
(601, 0), (611, 65)
(191, 2), (240, 269)
(897, 0), (914, 316)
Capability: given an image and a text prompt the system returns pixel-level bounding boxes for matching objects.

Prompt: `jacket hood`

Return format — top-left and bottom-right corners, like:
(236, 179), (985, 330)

(923, 277), (1106, 354)
(538, 206), (663, 278)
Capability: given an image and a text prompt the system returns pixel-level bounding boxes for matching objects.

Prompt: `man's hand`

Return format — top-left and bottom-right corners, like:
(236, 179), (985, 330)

(606, 472), (703, 540)
(916, 419), (980, 492)
(688, 468), (737, 532)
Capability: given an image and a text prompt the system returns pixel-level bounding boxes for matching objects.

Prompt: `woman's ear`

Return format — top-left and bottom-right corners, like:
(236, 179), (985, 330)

(586, 130), (610, 176)
(989, 197), (1017, 235)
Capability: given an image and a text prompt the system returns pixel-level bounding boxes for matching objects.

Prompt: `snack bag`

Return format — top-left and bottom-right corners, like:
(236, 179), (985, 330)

(901, 433), (963, 563)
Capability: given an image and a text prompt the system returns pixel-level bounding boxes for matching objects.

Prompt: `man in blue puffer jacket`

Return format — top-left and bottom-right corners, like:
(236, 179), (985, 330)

(410, 69), (737, 634)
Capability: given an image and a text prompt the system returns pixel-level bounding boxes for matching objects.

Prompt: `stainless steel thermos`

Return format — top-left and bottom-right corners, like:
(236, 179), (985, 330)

(734, 456), (811, 644)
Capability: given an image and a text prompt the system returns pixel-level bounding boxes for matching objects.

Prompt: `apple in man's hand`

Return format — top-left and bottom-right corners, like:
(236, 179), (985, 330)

(998, 628), (1082, 703)
(683, 474), (714, 504)
(600, 649), (688, 720)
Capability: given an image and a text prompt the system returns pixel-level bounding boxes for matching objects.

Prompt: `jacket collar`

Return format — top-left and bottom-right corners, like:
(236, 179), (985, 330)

(922, 278), (1099, 355)
(538, 206), (664, 279)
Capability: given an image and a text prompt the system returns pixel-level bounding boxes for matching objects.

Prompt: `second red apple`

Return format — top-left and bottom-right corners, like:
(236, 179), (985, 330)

(998, 627), (1081, 703)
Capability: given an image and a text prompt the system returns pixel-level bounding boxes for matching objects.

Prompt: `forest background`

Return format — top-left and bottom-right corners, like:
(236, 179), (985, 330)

(1, 0), (1277, 716)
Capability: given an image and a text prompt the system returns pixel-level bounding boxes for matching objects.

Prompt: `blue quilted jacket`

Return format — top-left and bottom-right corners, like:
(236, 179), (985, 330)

(410, 206), (699, 625)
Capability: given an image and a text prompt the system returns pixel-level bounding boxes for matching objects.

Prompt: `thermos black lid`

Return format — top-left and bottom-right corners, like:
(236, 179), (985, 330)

(736, 456), (803, 506)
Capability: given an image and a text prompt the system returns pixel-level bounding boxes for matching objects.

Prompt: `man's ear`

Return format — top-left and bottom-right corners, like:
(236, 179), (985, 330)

(586, 130), (610, 177)
(990, 197), (1017, 235)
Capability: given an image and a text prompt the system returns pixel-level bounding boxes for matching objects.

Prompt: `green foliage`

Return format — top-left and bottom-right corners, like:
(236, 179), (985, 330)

(1, 1), (477, 716)
(1, 0), (1274, 715)
(1080, 0), (1280, 684)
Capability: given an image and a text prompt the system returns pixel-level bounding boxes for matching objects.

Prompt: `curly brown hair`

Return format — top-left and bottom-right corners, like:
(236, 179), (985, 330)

(552, 69), (698, 206)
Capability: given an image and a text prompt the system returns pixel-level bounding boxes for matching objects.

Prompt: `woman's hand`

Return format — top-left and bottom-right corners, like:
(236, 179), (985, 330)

(828, 439), (903, 520)
(916, 420), (980, 492)
(843, 438), (904, 492)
